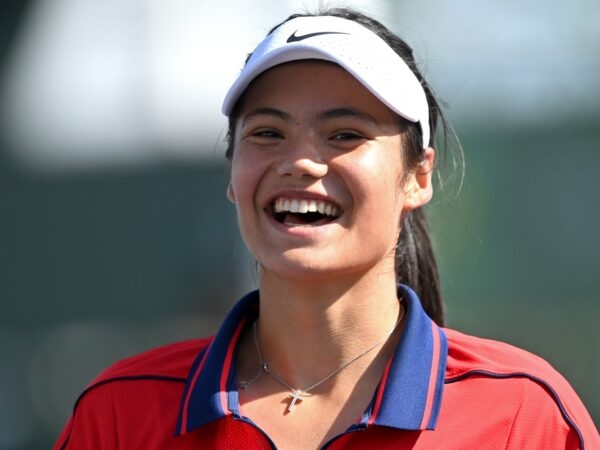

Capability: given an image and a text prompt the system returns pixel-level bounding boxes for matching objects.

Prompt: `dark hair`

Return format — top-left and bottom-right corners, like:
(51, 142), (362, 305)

(226, 7), (462, 326)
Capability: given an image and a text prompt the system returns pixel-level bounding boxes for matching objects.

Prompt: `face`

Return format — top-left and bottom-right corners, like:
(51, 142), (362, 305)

(228, 61), (433, 281)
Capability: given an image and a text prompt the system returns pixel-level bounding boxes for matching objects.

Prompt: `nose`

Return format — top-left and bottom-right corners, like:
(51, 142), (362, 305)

(276, 138), (328, 179)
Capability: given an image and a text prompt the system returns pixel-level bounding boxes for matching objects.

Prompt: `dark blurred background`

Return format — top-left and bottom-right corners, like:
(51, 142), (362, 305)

(1, 1), (598, 448)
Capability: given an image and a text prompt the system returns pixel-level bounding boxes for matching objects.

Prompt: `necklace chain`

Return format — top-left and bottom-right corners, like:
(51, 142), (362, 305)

(238, 304), (405, 413)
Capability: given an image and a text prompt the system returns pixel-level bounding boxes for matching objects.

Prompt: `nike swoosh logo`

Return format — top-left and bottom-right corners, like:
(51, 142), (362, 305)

(286, 30), (349, 43)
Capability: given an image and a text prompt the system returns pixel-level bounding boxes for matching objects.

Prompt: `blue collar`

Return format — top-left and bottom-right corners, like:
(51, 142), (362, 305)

(176, 285), (447, 435)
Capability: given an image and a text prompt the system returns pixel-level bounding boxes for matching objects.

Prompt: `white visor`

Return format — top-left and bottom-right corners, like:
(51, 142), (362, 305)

(222, 16), (430, 148)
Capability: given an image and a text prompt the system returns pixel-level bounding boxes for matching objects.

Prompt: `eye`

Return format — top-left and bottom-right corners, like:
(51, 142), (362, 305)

(330, 131), (365, 141)
(252, 129), (282, 139)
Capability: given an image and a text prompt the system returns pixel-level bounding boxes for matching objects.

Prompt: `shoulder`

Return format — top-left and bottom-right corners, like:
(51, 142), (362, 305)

(53, 338), (214, 450)
(442, 328), (599, 448)
(444, 327), (558, 379)
(443, 327), (582, 407)
(91, 337), (213, 385)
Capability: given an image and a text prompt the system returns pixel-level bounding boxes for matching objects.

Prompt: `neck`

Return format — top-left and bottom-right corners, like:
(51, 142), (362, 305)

(248, 268), (402, 388)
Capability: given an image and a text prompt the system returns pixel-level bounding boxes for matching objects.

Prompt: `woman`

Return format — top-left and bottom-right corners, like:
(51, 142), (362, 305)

(54, 8), (598, 449)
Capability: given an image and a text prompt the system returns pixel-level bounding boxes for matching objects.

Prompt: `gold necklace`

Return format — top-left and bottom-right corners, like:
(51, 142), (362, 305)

(238, 304), (404, 413)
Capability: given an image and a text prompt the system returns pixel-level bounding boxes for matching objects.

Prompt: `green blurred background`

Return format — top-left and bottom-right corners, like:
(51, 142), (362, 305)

(1, 0), (598, 448)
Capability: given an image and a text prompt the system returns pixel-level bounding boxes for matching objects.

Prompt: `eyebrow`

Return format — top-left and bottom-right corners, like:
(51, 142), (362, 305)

(316, 108), (379, 125)
(241, 107), (291, 127)
(240, 106), (380, 127)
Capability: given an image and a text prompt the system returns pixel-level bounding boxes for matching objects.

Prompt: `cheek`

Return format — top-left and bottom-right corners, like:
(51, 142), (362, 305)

(347, 146), (405, 200)
(229, 162), (244, 194)
(229, 153), (256, 198)
(228, 151), (272, 221)
(229, 161), (255, 237)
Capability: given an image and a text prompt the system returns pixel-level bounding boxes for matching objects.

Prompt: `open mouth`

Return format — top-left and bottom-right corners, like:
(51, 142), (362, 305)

(270, 197), (341, 226)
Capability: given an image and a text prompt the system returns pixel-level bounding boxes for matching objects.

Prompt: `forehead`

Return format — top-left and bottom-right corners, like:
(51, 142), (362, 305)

(237, 60), (400, 123)
(250, 60), (356, 88)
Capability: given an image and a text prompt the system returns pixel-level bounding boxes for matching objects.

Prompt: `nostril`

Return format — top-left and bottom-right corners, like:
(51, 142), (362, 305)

(277, 157), (328, 178)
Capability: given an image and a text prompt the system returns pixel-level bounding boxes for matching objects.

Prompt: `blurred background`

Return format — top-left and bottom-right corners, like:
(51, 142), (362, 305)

(0, 0), (598, 448)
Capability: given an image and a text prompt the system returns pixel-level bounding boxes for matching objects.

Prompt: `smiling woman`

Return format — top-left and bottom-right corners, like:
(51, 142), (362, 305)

(227, 60), (426, 287)
(53, 7), (599, 450)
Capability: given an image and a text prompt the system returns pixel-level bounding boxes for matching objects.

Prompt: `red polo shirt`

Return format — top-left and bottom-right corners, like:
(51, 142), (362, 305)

(54, 286), (599, 449)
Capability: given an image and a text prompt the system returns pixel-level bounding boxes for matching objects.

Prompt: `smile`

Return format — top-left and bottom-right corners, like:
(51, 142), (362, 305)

(271, 197), (341, 226)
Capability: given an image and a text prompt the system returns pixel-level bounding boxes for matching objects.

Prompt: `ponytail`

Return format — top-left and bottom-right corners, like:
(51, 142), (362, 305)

(396, 209), (444, 325)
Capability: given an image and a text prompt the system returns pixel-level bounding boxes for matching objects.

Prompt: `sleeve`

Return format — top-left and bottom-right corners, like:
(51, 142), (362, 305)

(505, 376), (599, 450)
(53, 382), (119, 450)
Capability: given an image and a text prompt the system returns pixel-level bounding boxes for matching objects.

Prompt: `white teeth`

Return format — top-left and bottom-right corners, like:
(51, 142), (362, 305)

(273, 197), (340, 217)
(299, 200), (309, 213)
(290, 199), (299, 213)
(317, 201), (326, 214)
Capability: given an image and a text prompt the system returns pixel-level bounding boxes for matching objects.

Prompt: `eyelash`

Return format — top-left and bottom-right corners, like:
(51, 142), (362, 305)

(252, 129), (282, 139)
(330, 132), (364, 141)
(246, 129), (367, 143)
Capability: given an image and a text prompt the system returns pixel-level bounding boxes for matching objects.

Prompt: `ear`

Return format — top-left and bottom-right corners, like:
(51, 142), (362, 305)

(402, 147), (435, 211)
(226, 183), (236, 203)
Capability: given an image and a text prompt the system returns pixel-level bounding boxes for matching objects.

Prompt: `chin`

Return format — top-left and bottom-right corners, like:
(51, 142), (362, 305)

(260, 255), (382, 284)
(259, 256), (339, 280)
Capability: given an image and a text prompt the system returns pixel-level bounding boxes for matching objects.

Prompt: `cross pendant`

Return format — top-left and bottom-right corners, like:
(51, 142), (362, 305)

(286, 390), (304, 413)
